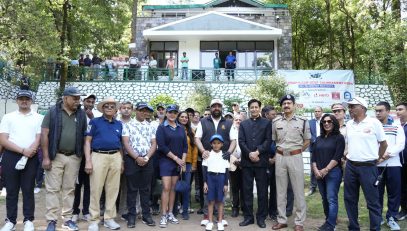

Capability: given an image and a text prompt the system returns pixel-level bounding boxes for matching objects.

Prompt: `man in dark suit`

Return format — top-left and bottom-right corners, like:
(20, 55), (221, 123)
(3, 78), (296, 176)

(239, 99), (272, 228)
(306, 106), (323, 196)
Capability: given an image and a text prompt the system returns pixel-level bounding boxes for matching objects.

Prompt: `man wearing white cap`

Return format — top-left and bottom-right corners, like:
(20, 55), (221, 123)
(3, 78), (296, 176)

(195, 99), (237, 226)
(85, 97), (123, 231)
(344, 97), (388, 231)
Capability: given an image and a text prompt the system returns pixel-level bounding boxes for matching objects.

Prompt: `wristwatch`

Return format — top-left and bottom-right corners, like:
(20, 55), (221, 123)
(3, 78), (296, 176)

(144, 156), (149, 162)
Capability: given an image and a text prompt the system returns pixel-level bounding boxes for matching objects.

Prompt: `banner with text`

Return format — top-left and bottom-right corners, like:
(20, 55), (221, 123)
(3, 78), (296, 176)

(277, 70), (355, 109)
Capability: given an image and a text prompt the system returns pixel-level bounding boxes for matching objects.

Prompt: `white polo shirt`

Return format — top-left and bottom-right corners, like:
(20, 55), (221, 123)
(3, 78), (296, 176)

(346, 116), (386, 162)
(0, 110), (43, 148)
(202, 150), (230, 173)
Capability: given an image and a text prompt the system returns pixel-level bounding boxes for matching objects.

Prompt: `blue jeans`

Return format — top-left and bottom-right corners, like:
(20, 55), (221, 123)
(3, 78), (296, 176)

(182, 67), (188, 80)
(344, 161), (381, 231)
(182, 163), (192, 215)
(316, 167), (342, 228)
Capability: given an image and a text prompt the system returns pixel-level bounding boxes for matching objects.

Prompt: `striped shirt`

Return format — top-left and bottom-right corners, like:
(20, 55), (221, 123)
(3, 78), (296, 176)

(378, 123), (405, 167)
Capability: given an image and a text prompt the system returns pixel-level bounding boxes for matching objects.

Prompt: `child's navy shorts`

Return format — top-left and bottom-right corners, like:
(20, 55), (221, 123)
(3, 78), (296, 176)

(207, 172), (226, 202)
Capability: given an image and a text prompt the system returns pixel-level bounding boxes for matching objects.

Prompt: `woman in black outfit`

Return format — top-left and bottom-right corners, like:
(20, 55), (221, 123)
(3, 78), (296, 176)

(311, 114), (345, 231)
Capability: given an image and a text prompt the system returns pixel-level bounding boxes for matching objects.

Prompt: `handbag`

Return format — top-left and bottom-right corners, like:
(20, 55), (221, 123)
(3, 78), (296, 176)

(175, 169), (189, 193)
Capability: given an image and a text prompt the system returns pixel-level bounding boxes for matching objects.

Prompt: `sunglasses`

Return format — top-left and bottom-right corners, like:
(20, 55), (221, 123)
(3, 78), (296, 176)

(103, 104), (116, 109)
(332, 109), (344, 113)
(322, 120), (333, 124)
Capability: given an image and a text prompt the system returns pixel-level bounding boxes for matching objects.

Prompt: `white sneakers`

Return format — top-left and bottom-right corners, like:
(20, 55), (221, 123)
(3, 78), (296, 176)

(82, 214), (91, 221)
(205, 222), (224, 231)
(33, 187), (41, 194)
(0, 221), (15, 231)
(205, 222), (213, 231)
(88, 222), (99, 231)
(217, 222), (225, 231)
(103, 219), (120, 230)
(23, 221), (34, 231)
(159, 215), (167, 228)
(72, 214), (79, 223)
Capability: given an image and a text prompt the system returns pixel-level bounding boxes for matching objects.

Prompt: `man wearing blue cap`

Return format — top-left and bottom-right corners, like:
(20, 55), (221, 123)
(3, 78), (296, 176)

(41, 86), (87, 231)
(0, 90), (43, 231)
(272, 94), (311, 231)
(122, 102), (157, 228)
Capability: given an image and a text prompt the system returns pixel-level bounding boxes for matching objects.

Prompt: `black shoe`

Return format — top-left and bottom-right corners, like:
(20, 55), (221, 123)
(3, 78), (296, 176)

(239, 219), (254, 226)
(121, 213), (129, 221)
(46, 220), (57, 231)
(231, 208), (239, 218)
(127, 215), (136, 228)
(197, 208), (204, 215)
(396, 210), (407, 221)
(142, 216), (156, 226)
(257, 220), (266, 228)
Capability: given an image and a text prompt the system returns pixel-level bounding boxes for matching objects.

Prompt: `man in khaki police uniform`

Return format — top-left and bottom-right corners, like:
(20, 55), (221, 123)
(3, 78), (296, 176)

(272, 94), (310, 231)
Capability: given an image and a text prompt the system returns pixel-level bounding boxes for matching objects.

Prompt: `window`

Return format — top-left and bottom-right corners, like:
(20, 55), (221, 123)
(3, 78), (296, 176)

(219, 42), (236, 51)
(150, 42), (179, 68)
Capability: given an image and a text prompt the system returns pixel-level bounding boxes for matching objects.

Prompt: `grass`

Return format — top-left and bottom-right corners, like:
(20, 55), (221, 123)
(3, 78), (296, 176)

(188, 176), (407, 230)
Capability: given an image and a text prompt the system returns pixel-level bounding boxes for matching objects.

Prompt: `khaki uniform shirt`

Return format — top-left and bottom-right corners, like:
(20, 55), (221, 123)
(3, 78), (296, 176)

(272, 114), (311, 155)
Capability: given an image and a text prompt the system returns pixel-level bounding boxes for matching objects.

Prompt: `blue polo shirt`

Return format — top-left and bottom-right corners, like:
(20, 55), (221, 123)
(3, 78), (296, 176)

(225, 55), (236, 64)
(86, 116), (123, 150)
(156, 120), (188, 159)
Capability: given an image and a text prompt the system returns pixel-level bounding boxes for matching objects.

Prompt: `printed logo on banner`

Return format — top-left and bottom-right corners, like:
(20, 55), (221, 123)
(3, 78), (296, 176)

(309, 73), (322, 79)
(331, 92), (340, 100)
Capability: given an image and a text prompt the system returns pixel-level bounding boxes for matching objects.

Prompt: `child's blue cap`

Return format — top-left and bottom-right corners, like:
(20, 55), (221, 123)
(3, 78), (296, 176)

(210, 134), (224, 143)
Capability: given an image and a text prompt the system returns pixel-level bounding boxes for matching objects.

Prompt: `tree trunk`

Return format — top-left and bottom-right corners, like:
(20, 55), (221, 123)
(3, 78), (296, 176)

(59, 0), (69, 94)
(130, 0), (138, 56)
(325, 0), (333, 69)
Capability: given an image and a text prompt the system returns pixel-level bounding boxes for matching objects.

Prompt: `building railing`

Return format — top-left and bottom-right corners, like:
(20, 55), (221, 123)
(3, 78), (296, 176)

(42, 66), (275, 83)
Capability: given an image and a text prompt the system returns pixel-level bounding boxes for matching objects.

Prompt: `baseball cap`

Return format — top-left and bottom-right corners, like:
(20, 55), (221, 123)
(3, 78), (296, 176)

(84, 94), (96, 100)
(16, 90), (33, 99)
(210, 134), (224, 143)
(224, 112), (234, 118)
(156, 103), (165, 110)
(185, 107), (195, 114)
(279, 94), (295, 106)
(331, 103), (346, 111)
(210, 99), (223, 107)
(344, 97), (368, 108)
(166, 104), (179, 113)
(63, 87), (85, 96)
(136, 102), (151, 111)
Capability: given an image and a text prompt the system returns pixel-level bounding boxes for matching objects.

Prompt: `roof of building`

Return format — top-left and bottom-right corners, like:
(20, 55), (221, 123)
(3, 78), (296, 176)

(143, 0), (288, 11)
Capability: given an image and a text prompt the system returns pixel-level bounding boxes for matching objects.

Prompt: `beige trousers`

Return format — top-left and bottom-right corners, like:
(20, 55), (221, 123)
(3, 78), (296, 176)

(89, 152), (122, 222)
(275, 153), (307, 225)
(45, 153), (81, 221)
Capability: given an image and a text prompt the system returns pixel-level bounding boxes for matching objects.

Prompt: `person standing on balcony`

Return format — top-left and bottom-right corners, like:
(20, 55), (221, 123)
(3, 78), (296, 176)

(84, 54), (92, 80)
(91, 53), (102, 81)
(166, 55), (175, 81)
(180, 52), (189, 80)
(225, 51), (236, 81)
(148, 54), (158, 81)
(213, 53), (221, 81)
(79, 54), (85, 80)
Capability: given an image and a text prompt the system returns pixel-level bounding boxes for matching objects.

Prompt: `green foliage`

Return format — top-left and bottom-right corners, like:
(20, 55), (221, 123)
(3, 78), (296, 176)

(223, 97), (242, 112)
(245, 72), (288, 108)
(187, 84), (213, 113)
(269, 0), (406, 102)
(149, 94), (176, 108)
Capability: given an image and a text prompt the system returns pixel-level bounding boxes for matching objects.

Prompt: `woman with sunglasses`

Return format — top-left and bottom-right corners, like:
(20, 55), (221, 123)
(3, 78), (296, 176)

(311, 114), (345, 231)
(176, 111), (198, 220)
(156, 105), (188, 228)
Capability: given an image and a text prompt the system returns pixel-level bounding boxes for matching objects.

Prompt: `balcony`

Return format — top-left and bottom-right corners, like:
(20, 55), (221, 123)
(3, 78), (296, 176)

(43, 66), (274, 83)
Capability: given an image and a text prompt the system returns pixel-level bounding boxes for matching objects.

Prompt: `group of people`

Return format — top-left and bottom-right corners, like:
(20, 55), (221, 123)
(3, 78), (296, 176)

(1, 87), (407, 231)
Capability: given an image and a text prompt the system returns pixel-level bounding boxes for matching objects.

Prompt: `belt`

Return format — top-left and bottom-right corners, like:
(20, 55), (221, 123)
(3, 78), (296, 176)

(58, 150), (75, 156)
(276, 149), (302, 155)
(348, 160), (376, 167)
(93, 149), (119, 154)
(208, 172), (225, 175)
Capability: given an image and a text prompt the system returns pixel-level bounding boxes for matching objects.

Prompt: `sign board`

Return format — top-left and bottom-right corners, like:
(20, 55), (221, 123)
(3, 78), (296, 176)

(277, 70), (355, 109)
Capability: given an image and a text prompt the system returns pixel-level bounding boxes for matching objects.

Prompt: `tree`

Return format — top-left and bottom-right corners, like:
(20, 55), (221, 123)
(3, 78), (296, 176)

(245, 72), (288, 107)
(187, 84), (213, 113)
(149, 94), (177, 108)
